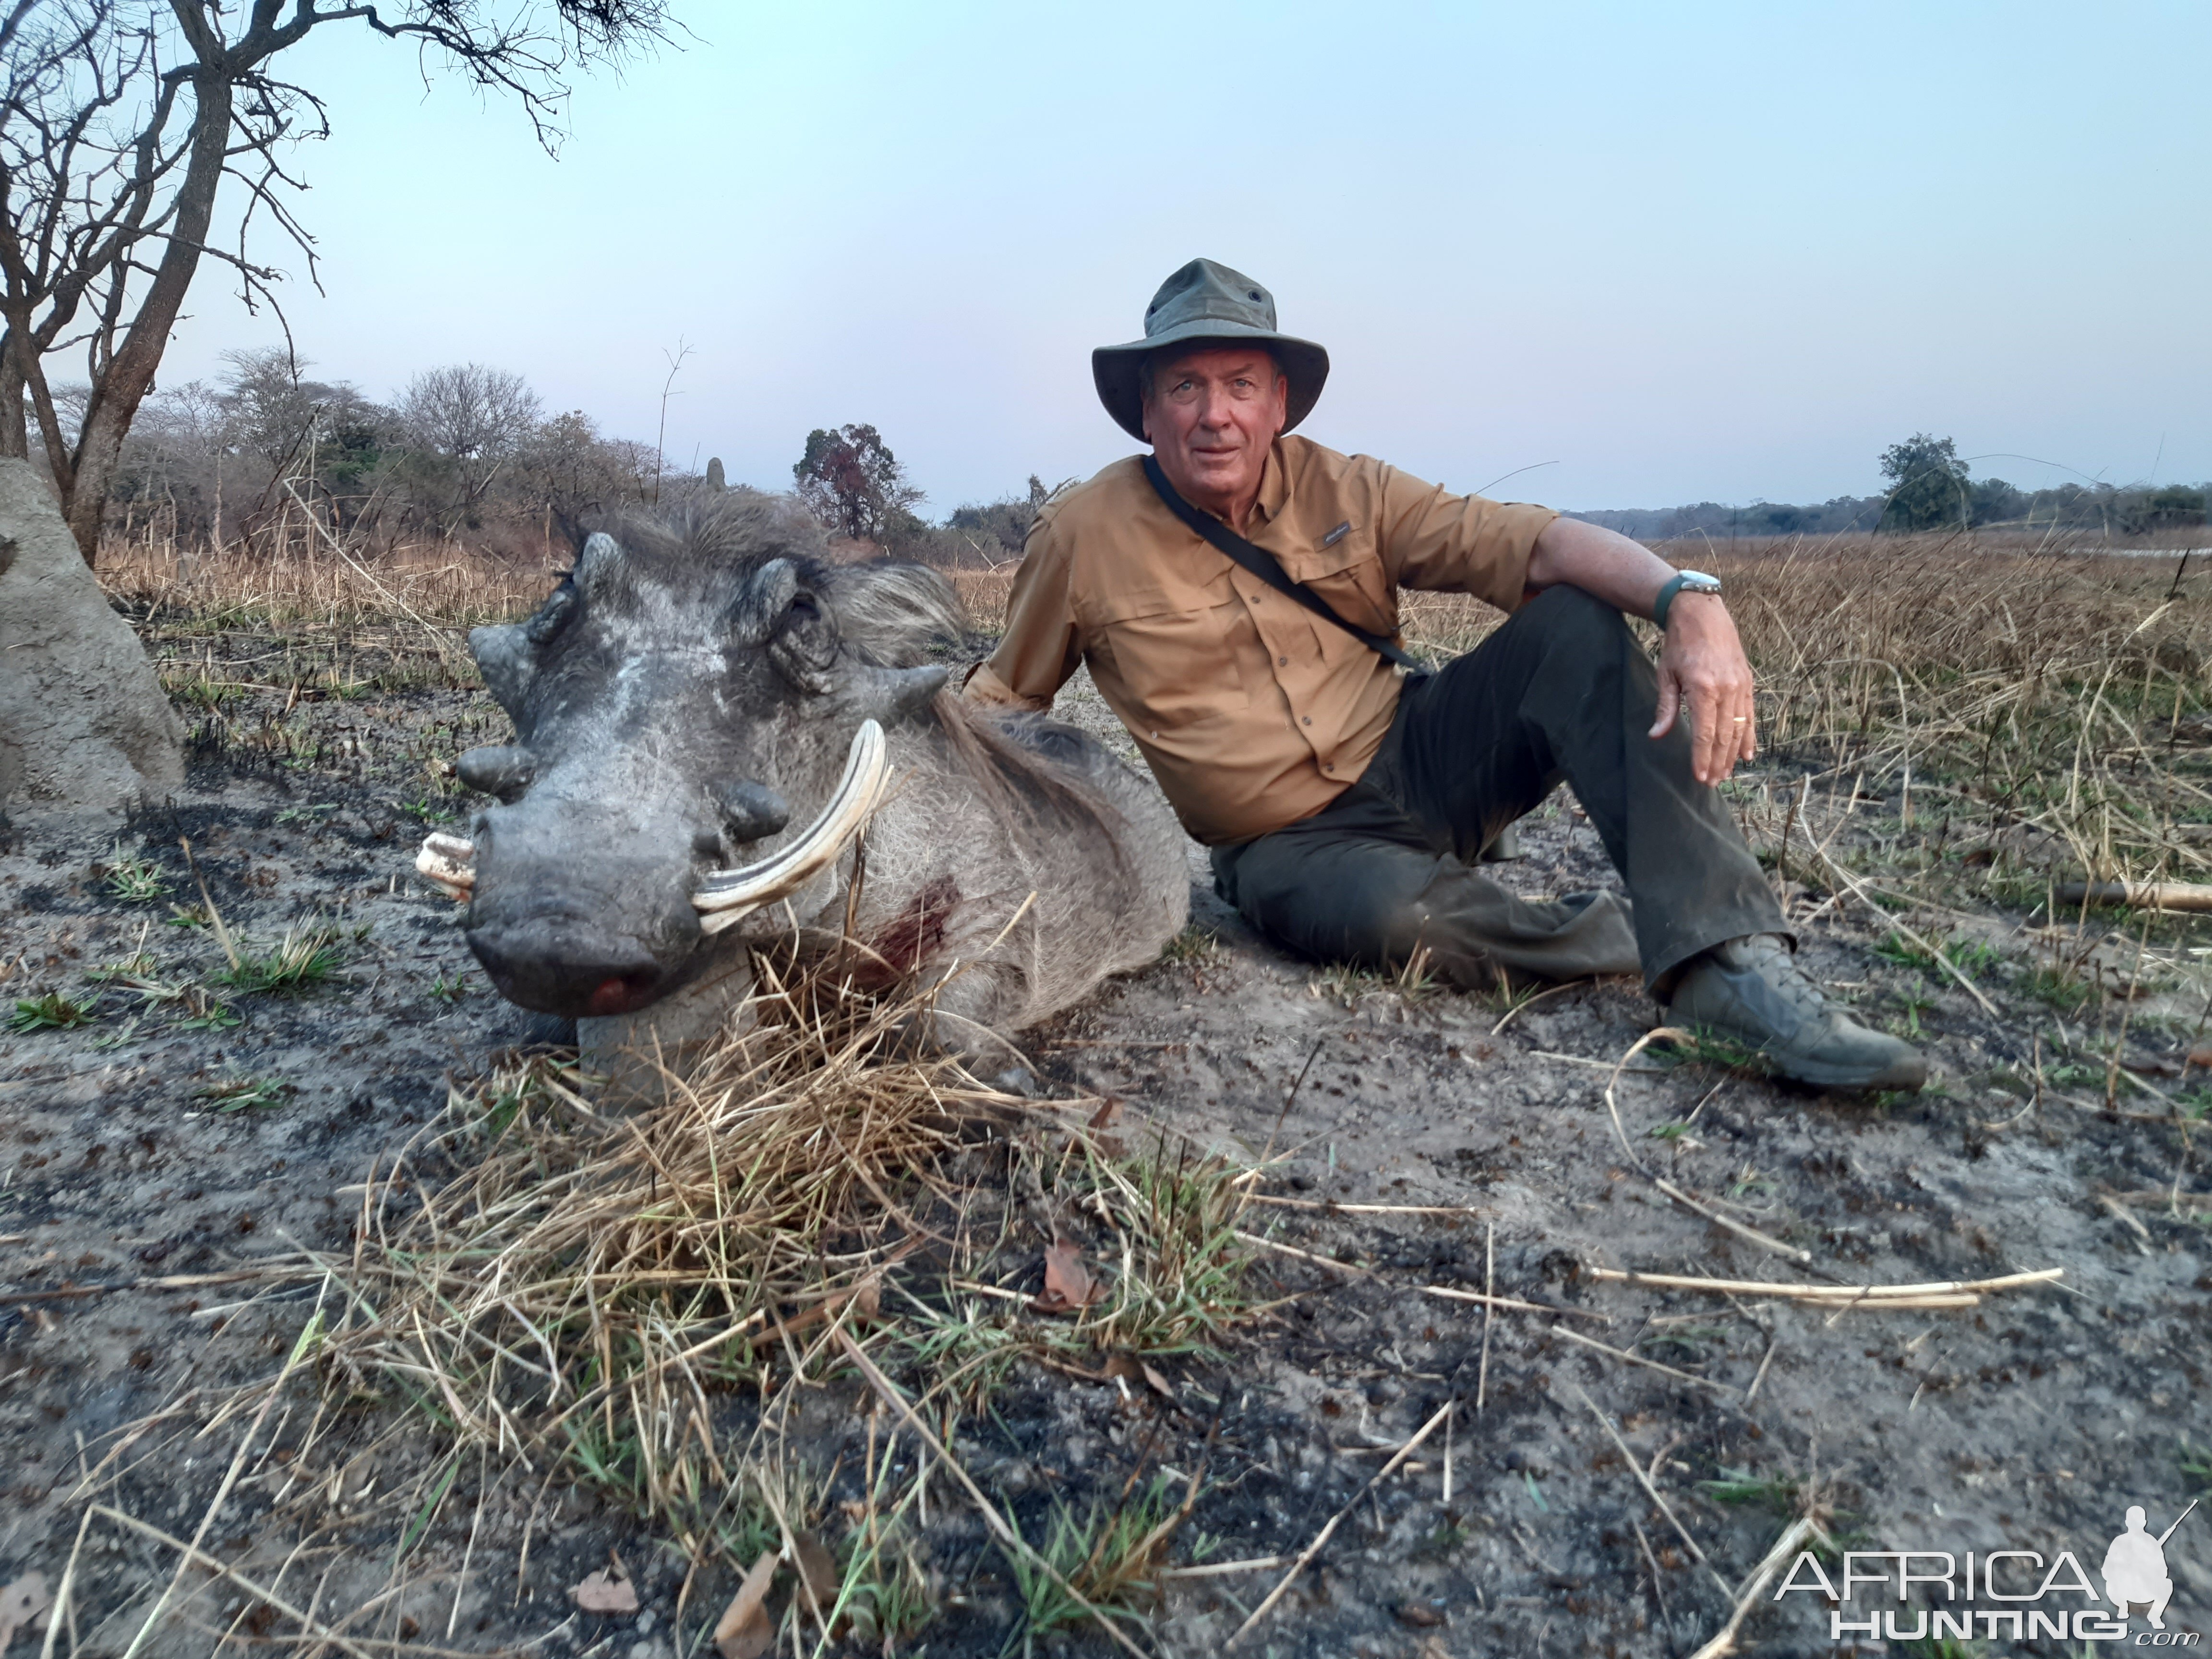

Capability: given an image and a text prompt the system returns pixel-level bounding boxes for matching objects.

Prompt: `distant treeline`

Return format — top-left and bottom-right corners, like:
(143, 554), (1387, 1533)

(93, 351), (1045, 565)
(1573, 432), (2208, 545)
(1572, 481), (2208, 543)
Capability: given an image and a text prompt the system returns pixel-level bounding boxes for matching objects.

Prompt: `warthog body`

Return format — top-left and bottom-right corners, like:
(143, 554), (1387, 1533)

(425, 494), (1188, 1076)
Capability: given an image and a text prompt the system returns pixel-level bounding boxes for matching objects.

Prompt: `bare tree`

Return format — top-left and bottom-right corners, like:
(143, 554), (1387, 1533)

(399, 360), (539, 525)
(0, 0), (673, 564)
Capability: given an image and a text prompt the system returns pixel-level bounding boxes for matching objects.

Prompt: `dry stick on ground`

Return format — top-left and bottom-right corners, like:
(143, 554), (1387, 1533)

(1652, 1179), (1811, 1265)
(1567, 1382), (1734, 1603)
(85, 1507), (378, 1659)
(832, 1330), (1153, 1659)
(1156, 1557), (1285, 1580)
(1236, 1195), (1489, 1218)
(1686, 1515), (1823, 1659)
(1590, 1267), (2064, 1301)
(1551, 1325), (1739, 1398)
(1477, 1222), (1496, 1416)
(1491, 977), (1587, 1036)
(1225, 1397), (1455, 1651)
(1600, 1031), (1822, 1271)
(1421, 1285), (1609, 1324)
(1234, 1230), (1377, 1277)
(1811, 844), (2000, 1017)
(120, 1286), (325, 1659)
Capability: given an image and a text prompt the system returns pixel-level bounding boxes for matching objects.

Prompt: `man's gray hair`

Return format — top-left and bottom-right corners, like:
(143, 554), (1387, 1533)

(1137, 345), (1285, 404)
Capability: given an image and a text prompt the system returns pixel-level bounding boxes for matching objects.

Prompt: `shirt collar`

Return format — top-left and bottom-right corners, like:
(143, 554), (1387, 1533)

(1251, 440), (1289, 527)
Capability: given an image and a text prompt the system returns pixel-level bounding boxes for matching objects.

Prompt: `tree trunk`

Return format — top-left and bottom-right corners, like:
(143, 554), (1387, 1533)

(60, 65), (234, 566)
(0, 333), (26, 459)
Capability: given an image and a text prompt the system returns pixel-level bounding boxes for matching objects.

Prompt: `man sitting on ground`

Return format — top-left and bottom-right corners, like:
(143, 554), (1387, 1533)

(965, 258), (1924, 1091)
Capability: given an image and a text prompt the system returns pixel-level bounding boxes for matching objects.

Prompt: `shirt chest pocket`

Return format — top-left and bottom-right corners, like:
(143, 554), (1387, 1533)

(1088, 584), (1253, 722)
(1276, 532), (1397, 639)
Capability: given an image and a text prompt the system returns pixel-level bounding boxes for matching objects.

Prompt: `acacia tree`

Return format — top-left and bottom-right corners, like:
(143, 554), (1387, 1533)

(0, 0), (672, 564)
(1878, 432), (1971, 533)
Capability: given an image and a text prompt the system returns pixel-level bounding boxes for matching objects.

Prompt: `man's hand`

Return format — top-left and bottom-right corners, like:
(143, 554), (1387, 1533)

(1650, 594), (1756, 784)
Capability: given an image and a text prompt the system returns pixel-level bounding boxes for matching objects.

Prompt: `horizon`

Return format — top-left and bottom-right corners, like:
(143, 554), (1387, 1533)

(144, 0), (2210, 518)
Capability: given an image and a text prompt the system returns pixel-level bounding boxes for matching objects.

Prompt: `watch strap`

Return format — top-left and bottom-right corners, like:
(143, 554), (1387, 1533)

(1653, 572), (1691, 631)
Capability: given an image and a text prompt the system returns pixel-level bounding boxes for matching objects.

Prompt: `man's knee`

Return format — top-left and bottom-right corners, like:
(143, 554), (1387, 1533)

(1518, 583), (1629, 648)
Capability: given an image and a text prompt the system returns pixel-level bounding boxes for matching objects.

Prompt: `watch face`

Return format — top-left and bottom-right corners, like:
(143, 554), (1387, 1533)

(1681, 572), (1722, 593)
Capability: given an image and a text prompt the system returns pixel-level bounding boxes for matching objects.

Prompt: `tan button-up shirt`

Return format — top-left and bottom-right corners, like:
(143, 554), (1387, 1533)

(966, 435), (1559, 846)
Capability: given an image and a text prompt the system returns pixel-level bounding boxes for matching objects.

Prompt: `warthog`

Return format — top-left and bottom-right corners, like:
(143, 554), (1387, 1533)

(416, 494), (1189, 1081)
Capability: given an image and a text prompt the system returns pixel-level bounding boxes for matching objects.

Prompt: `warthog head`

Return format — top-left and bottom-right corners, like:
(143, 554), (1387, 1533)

(429, 497), (954, 1019)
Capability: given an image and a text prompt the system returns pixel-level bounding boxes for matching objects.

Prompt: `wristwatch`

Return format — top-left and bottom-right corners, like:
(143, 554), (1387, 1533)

(1653, 569), (1722, 630)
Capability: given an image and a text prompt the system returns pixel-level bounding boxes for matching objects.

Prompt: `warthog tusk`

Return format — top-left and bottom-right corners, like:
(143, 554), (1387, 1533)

(693, 719), (888, 935)
(416, 831), (477, 902)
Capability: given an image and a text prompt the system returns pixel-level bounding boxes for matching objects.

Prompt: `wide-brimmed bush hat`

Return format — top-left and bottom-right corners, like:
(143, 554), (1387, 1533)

(1093, 258), (1330, 442)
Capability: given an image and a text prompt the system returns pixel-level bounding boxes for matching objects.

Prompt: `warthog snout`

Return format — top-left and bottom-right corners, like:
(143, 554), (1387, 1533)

(468, 911), (672, 1017)
(463, 802), (709, 1018)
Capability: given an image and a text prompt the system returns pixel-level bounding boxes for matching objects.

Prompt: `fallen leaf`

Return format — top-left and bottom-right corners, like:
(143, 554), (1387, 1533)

(714, 1552), (779, 1659)
(1087, 1096), (1123, 1129)
(2188, 1044), (2212, 1070)
(0, 1572), (50, 1653)
(1030, 1237), (1102, 1315)
(791, 1529), (839, 1611)
(1099, 1352), (1175, 1400)
(851, 1276), (881, 1322)
(1396, 1600), (1445, 1628)
(569, 1569), (637, 1614)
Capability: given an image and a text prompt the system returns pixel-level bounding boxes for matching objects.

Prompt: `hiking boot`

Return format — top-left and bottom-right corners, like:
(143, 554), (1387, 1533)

(1664, 933), (1928, 1091)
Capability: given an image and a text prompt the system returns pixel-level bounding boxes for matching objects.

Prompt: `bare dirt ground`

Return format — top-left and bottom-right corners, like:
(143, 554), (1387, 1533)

(4, 568), (2211, 1659)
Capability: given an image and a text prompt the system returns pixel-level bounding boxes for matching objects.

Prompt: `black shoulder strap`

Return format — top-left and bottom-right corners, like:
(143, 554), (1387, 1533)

(1142, 455), (1421, 671)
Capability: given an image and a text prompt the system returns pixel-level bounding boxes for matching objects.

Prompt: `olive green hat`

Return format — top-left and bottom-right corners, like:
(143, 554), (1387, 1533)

(1092, 258), (1330, 443)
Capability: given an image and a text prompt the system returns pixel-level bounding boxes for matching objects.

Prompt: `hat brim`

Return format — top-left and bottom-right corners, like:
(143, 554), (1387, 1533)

(1092, 322), (1329, 443)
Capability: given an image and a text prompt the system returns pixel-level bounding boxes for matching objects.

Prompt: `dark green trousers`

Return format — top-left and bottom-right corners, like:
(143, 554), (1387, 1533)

(1209, 586), (1784, 993)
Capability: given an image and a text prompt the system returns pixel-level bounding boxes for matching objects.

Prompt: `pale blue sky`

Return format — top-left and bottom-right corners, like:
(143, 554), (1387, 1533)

(163, 0), (2210, 514)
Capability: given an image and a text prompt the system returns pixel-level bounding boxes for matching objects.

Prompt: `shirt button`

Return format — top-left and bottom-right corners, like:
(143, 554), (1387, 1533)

(1277, 655), (1288, 666)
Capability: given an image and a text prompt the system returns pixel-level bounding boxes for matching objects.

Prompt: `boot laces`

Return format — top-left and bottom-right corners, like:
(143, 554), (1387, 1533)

(1712, 933), (1829, 1021)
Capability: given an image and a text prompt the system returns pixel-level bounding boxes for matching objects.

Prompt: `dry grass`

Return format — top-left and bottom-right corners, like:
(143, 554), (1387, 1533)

(230, 955), (1261, 1650)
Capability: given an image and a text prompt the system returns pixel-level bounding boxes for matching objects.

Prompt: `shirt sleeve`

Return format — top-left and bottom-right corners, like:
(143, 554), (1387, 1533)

(964, 517), (1082, 712)
(1373, 462), (1560, 613)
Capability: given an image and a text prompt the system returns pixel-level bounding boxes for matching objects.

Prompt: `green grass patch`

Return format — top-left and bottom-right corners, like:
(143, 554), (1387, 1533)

(9, 991), (97, 1033)
(220, 919), (346, 995)
(100, 844), (173, 902)
(197, 1072), (291, 1112)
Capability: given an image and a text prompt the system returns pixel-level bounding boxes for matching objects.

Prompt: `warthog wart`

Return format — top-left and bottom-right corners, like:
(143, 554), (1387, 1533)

(418, 493), (1189, 1079)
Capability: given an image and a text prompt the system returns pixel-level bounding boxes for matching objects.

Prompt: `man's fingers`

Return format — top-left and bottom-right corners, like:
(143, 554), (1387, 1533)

(1650, 667), (1681, 740)
(1690, 677), (1723, 783)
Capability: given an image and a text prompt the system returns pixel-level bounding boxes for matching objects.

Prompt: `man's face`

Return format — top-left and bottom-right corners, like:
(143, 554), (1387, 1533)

(1141, 346), (1287, 518)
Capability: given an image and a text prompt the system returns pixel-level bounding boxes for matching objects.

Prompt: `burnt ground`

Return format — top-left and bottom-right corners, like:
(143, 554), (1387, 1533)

(2, 648), (2210, 1659)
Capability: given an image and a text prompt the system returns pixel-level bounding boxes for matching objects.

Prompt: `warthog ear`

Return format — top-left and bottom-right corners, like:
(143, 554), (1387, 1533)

(573, 531), (623, 592)
(842, 663), (949, 728)
(470, 624), (536, 719)
(730, 558), (797, 645)
(457, 745), (538, 802)
(472, 580), (578, 721)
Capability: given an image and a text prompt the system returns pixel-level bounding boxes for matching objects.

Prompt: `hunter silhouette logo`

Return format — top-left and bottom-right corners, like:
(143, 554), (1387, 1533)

(2106, 1501), (2198, 1631)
